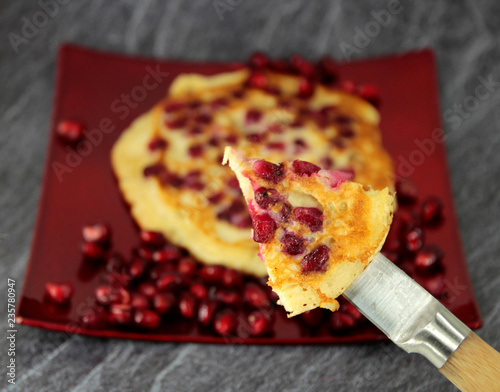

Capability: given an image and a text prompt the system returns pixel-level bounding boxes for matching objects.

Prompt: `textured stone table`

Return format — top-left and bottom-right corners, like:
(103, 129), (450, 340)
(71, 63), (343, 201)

(1, 1), (499, 391)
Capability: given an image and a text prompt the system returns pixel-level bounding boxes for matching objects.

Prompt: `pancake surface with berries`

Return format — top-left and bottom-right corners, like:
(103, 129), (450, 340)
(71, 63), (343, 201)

(111, 57), (394, 277)
(224, 147), (395, 316)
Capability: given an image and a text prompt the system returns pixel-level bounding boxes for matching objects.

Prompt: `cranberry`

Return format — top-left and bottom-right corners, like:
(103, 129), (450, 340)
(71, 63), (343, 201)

(358, 84), (380, 107)
(130, 293), (149, 309)
(153, 246), (182, 263)
(248, 311), (272, 336)
(200, 265), (225, 284)
(252, 213), (277, 243)
(297, 77), (314, 98)
(179, 292), (197, 318)
(138, 282), (158, 299)
(127, 259), (146, 279)
(330, 312), (356, 331)
(80, 309), (106, 329)
(301, 245), (330, 273)
(81, 241), (106, 259)
(403, 227), (424, 253)
(189, 282), (208, 300)
(214, 309), (237, 336)
(294, 207), (323, 232)
(244, 283), (269, 309)
(301, 308), (324, 327)
(153, 292), (176, 314)
(396, 178), (418, 205)
(248, 71), (267, 89)
(134, 309), (161, 329)
(421, 197), (443, 225)
(57, 120), (84, 143)
(105, 253), (125, 273)
(222, 269), (243, 288)
(45, 282), (73, 304)
(254, 187), (280, 209)
(281, 233), (305, 255)
(108, 303), (132, 324)
(415, 245), (443, 274)
(82, 223), (110, 244)
(156, 272), (183, 291)
(164, 101), (185, 113)
(214, 289), (242, 306)
(178, 257), (198, 276)
(252, 160), (284, 183)
(198, 300), (219, 326)
(148, 137), (168, 151)
(139, 230), (166, 247)
(292, 160), (321, 176)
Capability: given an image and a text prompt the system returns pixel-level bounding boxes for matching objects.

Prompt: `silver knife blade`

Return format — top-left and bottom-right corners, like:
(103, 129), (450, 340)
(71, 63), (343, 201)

(343, 252), (471, 368)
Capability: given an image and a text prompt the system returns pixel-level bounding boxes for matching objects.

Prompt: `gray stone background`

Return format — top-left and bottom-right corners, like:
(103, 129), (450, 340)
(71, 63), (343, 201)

(1, 0), (499, 391)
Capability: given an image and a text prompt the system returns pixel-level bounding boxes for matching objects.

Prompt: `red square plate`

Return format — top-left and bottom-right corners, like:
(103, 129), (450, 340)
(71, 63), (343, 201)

(16, 44), (482, 343)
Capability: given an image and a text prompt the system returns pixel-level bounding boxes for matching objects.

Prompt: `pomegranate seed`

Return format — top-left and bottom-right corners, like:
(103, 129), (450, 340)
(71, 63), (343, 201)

(198, 300), (219, 326)
(317, 56), (338, 84)
(252, 213), (277, 243)
(80, 309), (106, 329)
(214, 309), (237, 336)
(403, 227), (424, 253)
(138, 282), (157, 299)
(301, 308), (324, 327)
(301, 245), (330, 273)
(153, 292), (176, 314)
(189, 282), (208, 300)
(95, 285), (129, 305)
(252, 160), (284, 183)
(109, 304), (132, 325)
(245, 108), (263, 124)
(200, 265), (225, 284)
(294, 207), (323, 232)
(248, 71), (267, 89)
(214, 289), (242, 306)
(178, 257), (198, 276)
(421, 274), (447, 298)
(254, 187), (281, 209)
(82, 223), (110, 244)
(421, 197), (443, 225)
(134, 309), (161, 329)
(207, 192), (224, 204)
(81, 241), (106, 259)
(339, 80), (356, 94)
(358, 84), (380, 107)
(156, 272), (183, 291)
(179, 292), (197, 318)
(398, 209), (420, 231)
(57, 120), (84, 143)
(139, 230), (166, 247)
(130, 293), (149, 309)
(244, 283), (269, 309)
(164, 101), (185, 113)
(249, 52), (268, 69)
(137, 245), (154, 261)
(297, 77), (314, 98)
(153, 246), (181, 263)
(128, 258), (147, 279)
(292, 160), (321, 176)
(396, 178), (418, 205)
(281, 233), (305, 255)
(45, 282), (73, 304)
(269, 59), (290, 72)
(278, 202), (292, 223)
(148, 137), (168, 151)
(222, 269), (243, 288)
(291, 54), (316, 78)
(248, 311), (272, 336)
(105, 253), (125, 273)
(415, 245), (443, 274)
(330, 312), (357, 331)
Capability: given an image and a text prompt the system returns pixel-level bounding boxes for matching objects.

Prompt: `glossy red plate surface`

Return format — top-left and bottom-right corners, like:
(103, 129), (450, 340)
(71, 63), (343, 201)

(17, 44), (482, 344)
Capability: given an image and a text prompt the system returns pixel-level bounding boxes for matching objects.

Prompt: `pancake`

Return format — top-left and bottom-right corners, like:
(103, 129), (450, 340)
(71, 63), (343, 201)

(224, 147), (395, 316)
(111, 67), (394, 277)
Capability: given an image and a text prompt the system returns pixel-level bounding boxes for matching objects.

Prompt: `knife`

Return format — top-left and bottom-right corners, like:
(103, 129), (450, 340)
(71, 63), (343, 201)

(343, 252), (500, 392)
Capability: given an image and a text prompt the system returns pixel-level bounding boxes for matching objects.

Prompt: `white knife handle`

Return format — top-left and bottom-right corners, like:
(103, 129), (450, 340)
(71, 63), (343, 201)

(439, 332), (500, 392)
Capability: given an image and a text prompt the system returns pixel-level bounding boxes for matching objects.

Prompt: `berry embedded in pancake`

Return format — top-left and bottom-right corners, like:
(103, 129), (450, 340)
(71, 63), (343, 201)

(224, 147), (395, 316)
(111, 63), (394, 277)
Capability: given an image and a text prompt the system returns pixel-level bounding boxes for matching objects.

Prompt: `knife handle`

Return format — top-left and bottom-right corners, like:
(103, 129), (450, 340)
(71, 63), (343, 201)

(439, 332), (500, 392)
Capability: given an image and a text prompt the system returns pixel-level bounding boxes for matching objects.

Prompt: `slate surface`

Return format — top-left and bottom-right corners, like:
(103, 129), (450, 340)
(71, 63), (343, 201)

(1, 1), (499, 391)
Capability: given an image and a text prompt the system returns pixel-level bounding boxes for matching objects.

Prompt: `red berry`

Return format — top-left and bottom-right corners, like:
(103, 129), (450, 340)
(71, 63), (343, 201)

(403, 227), (424, 253)
(281, 233), (305, 255)
(291, 160), (321, 176)
(178, 257), (198, 276)
(249, 52), (268, 69)
(214, 289), (242, 306)
(222, 269), (243, 288)
(179, 292), (197, 318)
(421, 197), (443, 225)
(254, 187), (281, 209)
(291, 54), (316, 78)
(129, 258), (147, 279)
(134, 309), (161, 329)
(153, 246), (182, 263)
(153, 292), (176, 314)
(57, 120), (84, 143)
(45, 282), (73, 304)
(248, 71), (267, 89)
(139, 230), (166, 247)
(82, 223), (110, 244)
(243, 283), (269, 309)
(358, 84), (380, 107)
(156, 272), (183, 291)
(414, 245), (443, 274)
(80, 309), (106, 329)
(248, 311), (272, 336)
(130, 293), (149, 309)
(214, 309), (237, 336)
(199, 265), (225, 284)
(189, 282), (208, 300)
(148, 137), (168, 151)
(252, 160), (284, 183)
(138, 282), (157, 299)
(294, 207), (323, 232)
(81, 241), (106, 259)
(109, 304), (132, 325)
(198, 300), (219, 326)
(252, 213), (277, 243)
(301, 245), (330, 273)
(297, 77), (314, 98)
